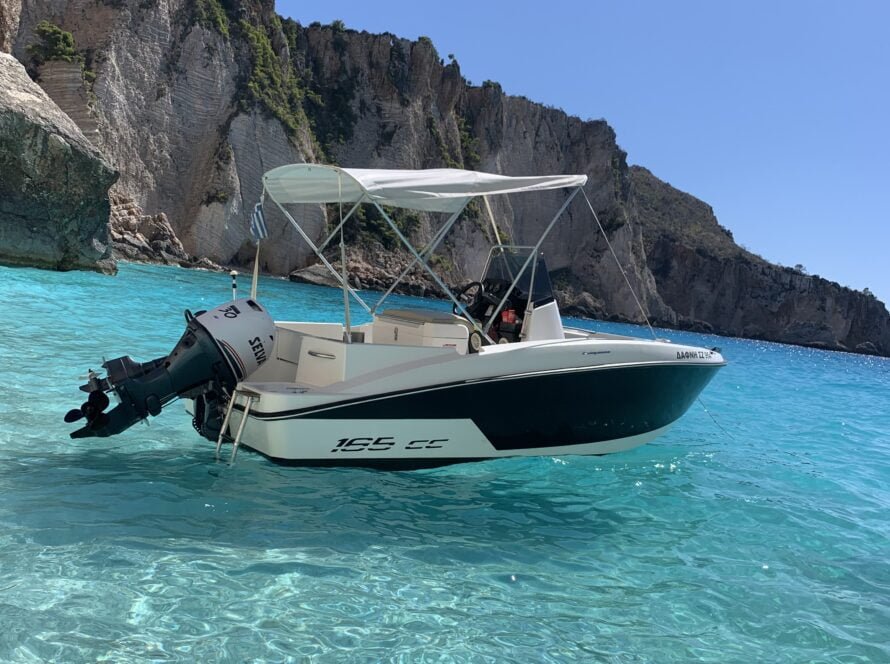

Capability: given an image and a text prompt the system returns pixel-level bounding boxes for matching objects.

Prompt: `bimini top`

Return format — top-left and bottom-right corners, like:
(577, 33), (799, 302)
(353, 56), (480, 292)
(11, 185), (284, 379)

(262, 164), (588, 213)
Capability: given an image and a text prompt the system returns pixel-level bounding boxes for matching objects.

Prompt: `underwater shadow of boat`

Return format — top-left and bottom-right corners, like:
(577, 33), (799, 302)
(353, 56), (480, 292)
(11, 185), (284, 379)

(0, 449), (629, 556)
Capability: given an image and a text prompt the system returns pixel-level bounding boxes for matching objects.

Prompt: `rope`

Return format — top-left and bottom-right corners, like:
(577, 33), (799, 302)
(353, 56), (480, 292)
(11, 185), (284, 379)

(581, 188), (657, 340)
(483, 195), (501, 244)
(697, 397), (736, 440)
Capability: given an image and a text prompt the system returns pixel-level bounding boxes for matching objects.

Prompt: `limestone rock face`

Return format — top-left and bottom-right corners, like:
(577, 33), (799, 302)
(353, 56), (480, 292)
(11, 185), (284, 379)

(10, 0), (319, 272)
(631, 166), (890, 354)
(190, 110), (322, 275)
(288, 27), (672, 323)
(36, 59), (97, 139)
(0, 51), (116, 271)
(0, 0), (21, 53)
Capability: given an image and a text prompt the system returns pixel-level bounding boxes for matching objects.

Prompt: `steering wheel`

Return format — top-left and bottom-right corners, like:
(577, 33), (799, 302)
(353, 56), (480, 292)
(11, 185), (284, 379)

(453, 281), (484, 315)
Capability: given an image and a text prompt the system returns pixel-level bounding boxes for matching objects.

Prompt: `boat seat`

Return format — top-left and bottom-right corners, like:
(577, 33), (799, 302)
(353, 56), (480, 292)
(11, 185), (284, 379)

(373, 308), (470, 353)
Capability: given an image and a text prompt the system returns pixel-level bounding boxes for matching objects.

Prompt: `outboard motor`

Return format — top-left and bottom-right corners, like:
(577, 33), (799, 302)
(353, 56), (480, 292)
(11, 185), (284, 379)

(66, 299), (275, 440)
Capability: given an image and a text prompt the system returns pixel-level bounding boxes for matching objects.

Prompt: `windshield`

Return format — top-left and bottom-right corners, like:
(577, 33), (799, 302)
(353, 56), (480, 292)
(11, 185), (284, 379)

(481, 246), (555, 307)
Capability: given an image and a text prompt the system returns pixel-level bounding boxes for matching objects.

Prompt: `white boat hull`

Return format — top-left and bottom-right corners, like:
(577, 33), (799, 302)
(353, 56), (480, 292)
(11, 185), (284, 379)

(209, 332), (724, 468)
(222, 415), (674, 468)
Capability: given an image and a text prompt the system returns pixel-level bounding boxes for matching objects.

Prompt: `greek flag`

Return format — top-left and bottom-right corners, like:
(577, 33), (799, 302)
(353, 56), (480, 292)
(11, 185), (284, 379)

(250, 203), (268, 241)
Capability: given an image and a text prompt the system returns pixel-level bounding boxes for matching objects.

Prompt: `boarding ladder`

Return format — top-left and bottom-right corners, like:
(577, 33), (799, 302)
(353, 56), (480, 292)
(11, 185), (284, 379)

(215, 386), (261, 465)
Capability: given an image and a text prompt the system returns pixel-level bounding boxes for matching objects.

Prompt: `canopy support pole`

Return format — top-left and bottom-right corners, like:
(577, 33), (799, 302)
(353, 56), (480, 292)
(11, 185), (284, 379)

(482, 196), (501, 244)
(318, 197), (365, 252)
(270, 197), (372, 314)
(370, 200), (494, 343)
(338, 174), (352, 343)
(250, 191), (266, 300)
(250, 241), (261, 300)
(483, 186), (581, 334)
(371, 199), (470, 314)
(522, 252), (538, 337)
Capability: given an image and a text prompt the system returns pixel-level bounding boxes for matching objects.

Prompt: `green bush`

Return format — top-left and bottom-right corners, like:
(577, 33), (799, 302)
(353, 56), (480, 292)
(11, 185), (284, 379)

(427, 117), (460, 169)
(417, 35), (439, 60)
(194, 0), (230, 37)
(28, 21), (81, 65)
(239, 19), (308, 138)
(27, 20), (100, 89)
(329, 203), (421, 251)
(427, 114), (480, 170)
(203, 190), (230, 205)
(429, 253), (455, 273)
(457, 115), (480, 170)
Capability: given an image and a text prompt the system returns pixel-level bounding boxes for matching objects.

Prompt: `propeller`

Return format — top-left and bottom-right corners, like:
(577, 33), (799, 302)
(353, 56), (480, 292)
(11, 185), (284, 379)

(64, 390), (111, 426)
(88, 390), (110, 411)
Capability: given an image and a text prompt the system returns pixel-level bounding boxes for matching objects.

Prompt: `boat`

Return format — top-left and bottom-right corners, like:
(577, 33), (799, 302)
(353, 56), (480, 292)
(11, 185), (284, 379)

(65, 165), (726, 468)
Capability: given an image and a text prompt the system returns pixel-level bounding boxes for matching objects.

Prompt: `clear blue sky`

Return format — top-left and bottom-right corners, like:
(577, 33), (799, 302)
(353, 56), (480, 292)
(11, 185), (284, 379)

(278, 1), (890, 304)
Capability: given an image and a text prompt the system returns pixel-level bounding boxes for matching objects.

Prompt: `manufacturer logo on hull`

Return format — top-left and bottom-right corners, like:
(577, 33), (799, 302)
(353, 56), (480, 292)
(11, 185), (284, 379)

(331, 436), (448, 453)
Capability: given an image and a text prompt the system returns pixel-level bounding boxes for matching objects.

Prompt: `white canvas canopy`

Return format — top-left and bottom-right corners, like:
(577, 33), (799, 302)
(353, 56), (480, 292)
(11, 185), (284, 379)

(262, 164), (588, 213)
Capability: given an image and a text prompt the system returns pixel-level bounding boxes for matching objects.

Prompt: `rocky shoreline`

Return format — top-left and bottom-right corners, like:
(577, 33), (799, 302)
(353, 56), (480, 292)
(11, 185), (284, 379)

(108, 194), (221, 271)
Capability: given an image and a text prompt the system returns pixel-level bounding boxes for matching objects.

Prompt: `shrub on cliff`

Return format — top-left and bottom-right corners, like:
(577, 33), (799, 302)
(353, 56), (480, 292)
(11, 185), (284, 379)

(239, 19), (308, 137)
(26, 20), (97, 88)
(194, 0), (231, 38)
(27, 21), (82, 66)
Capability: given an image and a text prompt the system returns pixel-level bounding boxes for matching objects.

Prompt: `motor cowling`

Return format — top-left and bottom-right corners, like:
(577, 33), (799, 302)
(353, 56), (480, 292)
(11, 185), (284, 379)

(67, 299), (275, 439)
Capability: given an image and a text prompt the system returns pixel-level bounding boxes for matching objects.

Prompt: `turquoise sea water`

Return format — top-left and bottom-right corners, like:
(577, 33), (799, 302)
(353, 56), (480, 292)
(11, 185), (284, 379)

(0, 262), (888, 662)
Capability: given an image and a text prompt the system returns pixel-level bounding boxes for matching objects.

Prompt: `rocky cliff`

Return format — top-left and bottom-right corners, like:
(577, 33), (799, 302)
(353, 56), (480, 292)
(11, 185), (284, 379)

(0, 0), (21, 53)
(0, 51), (116, 271)
(630, 167), (890, 354)
(1, 0), (887, 355)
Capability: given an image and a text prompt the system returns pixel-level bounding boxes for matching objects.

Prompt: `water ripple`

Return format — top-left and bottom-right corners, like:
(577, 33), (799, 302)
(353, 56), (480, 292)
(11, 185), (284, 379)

(0, 264), (888, 661)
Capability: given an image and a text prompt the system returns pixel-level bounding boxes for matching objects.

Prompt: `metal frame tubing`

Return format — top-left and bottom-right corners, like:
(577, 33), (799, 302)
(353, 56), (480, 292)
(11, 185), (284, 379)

(270, 197), (372, 314)
(482, 187), (581, 333)
(371, 199), (471, 314)
(370, 200), (494, 343)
